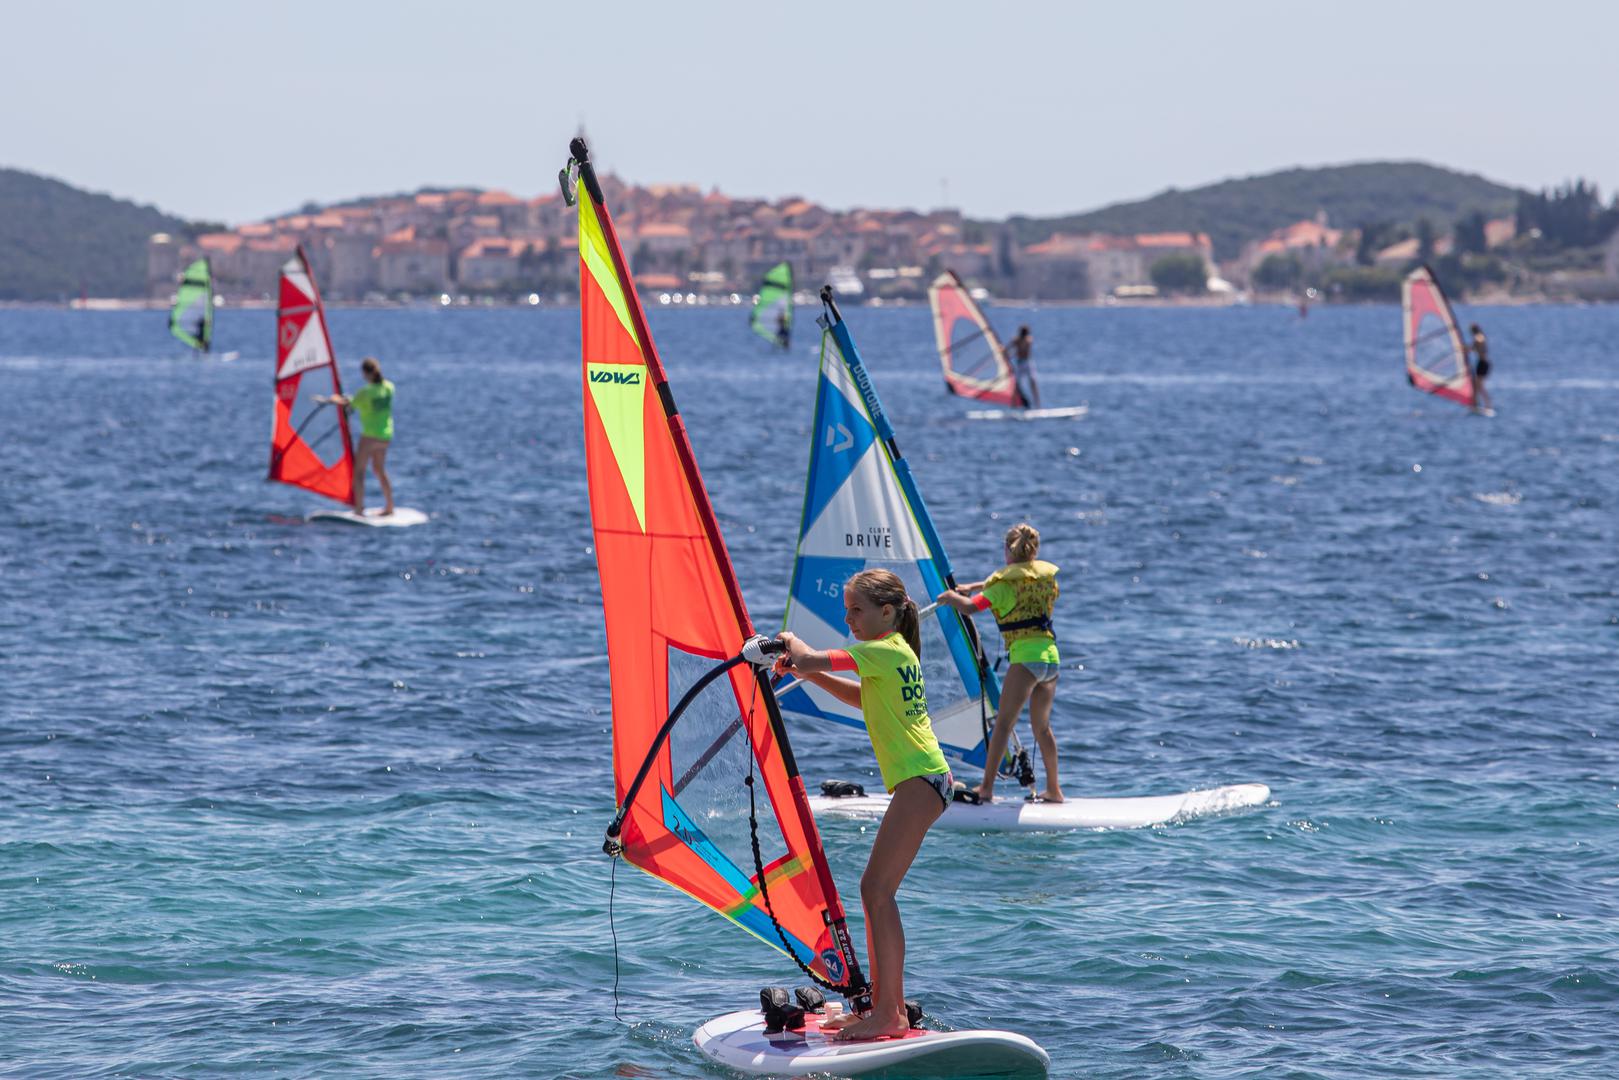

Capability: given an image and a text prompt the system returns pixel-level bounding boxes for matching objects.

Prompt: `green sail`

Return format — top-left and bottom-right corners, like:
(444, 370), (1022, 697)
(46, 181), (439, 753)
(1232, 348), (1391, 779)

(169, 258), (213, 352)
(749, 261), (793, 349)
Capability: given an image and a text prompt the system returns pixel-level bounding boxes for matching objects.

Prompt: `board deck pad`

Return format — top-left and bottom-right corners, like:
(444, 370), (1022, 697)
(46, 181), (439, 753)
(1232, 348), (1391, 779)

(694, 1008), (1050, 1077)
(808, 783), (1270, 831)
(307, 506), (428, 528)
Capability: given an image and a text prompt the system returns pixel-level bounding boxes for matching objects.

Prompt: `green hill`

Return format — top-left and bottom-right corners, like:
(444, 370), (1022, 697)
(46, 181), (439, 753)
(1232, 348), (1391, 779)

(0, 168), (192, 300)
(1004, 161), (1521, 260)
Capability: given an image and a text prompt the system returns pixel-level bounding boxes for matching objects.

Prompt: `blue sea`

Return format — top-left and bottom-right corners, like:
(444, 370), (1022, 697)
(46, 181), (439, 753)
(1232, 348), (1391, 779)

(3, 301), (1616, 1078)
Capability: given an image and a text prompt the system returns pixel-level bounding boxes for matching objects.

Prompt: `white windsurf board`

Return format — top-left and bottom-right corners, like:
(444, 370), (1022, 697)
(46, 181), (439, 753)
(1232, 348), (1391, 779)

(694, 1008), (1049, 1077)
(966, 404), (1088, 421)
(307, 506), (428, 528)
(808, 782), (1270, 832)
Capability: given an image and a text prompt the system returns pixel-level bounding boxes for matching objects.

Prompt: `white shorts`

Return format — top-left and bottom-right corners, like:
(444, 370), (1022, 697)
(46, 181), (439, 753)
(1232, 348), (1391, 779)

(1012, 662), (1060, 684)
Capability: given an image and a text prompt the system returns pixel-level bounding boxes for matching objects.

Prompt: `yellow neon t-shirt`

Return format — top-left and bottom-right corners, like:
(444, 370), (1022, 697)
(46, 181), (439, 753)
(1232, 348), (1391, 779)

(844, 632), (949, 791)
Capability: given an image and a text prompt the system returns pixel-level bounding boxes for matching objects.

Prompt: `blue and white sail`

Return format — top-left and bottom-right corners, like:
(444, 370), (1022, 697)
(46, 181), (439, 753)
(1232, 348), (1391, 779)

(780, 290), (1001, 767)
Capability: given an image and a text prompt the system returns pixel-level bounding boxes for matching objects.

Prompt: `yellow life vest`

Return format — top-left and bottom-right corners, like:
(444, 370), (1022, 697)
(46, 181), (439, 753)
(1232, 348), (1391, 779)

(983, 560), (1059, 652)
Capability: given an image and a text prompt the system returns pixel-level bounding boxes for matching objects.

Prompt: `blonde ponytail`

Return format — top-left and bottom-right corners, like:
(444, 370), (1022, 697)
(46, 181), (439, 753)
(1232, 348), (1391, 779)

(1004, 522), (1041, 563)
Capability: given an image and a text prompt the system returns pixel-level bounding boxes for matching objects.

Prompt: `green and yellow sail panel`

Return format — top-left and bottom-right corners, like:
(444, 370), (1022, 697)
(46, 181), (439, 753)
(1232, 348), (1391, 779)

(571, 141), (861, 992)
(169, 257), (213, 352)
(750, 261), (793, 349)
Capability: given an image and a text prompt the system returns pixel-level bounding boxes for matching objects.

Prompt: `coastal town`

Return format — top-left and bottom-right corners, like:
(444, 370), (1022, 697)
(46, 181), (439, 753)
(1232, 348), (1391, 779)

(146, 170), (1609, 306)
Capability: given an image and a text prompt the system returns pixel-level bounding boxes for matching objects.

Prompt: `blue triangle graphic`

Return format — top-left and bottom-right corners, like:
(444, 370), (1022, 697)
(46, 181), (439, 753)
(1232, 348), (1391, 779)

(801, 372), (877, 537)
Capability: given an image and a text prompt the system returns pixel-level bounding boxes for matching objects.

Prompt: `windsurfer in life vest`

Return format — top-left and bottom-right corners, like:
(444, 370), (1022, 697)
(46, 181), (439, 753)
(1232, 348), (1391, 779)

(776, 308), (791, 350)
(317, 356), (395, 515)
(937, 522), (1064, 803)
(1008, 325), (1039, 407)
(772, 569), (951, 1041)
(1467, 323), (1493, 412)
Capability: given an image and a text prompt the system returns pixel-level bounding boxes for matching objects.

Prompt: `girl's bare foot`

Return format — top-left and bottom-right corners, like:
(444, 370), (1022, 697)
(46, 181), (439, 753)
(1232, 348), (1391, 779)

(819, 1012), (859, 1032)
(1043, 789), (1066, 803)
(973, 785), (995, 804)
(829, 1008), (909, 1041)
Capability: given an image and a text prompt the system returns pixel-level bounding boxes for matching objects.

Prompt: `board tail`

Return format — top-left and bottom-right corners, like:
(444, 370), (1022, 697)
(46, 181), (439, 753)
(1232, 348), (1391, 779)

(170, 257), (213, 353)
(780, 288), (1002, 767)
(269, 247), (355, 503)
(568, 140), (866, 1002)
(1402, 264), (1477, 409)
(928, 269), (1024, 406)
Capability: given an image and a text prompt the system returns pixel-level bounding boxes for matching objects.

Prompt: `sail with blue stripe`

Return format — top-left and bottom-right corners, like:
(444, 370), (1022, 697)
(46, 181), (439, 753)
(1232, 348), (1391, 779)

(780, 290), (1001, 767)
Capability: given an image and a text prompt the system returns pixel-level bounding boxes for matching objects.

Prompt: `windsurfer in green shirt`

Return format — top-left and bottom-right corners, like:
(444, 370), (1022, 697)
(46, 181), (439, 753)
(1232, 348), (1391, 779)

(318, 356), (395, 516)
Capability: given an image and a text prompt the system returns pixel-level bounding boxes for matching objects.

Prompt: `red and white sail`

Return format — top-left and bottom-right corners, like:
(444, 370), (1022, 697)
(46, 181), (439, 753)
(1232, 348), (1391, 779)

(269, 248), (355, 503)
(927, 270), (1024, 407)
(1402, 265), (1477, 409)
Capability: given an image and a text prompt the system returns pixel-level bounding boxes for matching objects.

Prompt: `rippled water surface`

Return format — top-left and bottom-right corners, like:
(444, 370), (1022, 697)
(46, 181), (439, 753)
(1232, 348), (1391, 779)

(3, 302), (1617, 1078)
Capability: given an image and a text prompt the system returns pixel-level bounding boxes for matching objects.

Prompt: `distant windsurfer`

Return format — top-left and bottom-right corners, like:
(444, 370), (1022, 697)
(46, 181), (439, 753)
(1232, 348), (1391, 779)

(1467, 323), (1493, 412)
(318, 356), (395, 515)
(1008, 325), (1039, 407)
(773, 569), (950, 1041)
(937, 523), (1064, 804)
(776, 308), (791, 350)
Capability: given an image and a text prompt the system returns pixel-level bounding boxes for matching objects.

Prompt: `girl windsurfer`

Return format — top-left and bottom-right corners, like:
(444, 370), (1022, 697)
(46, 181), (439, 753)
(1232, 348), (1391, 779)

(775, 568), (949, 1041)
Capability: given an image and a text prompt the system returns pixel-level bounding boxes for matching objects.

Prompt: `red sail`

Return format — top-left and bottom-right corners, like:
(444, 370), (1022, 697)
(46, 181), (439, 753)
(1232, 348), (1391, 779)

(575, 154), (864, 993)
(927, 270), (1024, 406)
(1402, 264), (1477, 409)
(269, 248), (355, 503)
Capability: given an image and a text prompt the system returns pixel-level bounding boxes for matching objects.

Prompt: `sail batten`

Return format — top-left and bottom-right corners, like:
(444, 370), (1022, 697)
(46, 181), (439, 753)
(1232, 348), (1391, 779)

(781, 294), (1001, 767)
(572, 142), (863, 998)
(1402, 264), (1476, 408)
(269, 248), (354, 503)
(169, 258), (213, 353)
(928, 270), (1023, 406)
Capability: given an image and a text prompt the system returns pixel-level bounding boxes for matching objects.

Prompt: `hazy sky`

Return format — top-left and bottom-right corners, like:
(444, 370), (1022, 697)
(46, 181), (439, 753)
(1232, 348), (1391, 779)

(5, 0), (1617, 224)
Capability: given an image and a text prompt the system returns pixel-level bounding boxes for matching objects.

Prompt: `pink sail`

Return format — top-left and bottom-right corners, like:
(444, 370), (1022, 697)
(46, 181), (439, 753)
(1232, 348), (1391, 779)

(1402, 265), (1477, 409)
(927, 270), (1025, 407)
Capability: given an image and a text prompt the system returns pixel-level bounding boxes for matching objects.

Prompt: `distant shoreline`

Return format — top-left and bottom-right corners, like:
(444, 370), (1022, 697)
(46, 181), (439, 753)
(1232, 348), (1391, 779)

(0, 294), (1593, 312)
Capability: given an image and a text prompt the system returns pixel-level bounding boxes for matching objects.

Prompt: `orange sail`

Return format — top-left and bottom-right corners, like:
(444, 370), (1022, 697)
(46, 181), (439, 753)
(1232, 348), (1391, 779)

(269, 247), (355, 503)
(569, 139), (865, 997)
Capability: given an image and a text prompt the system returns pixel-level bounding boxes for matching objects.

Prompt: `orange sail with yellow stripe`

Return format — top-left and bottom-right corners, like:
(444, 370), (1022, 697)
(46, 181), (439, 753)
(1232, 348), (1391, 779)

(570, 139), (865, 998)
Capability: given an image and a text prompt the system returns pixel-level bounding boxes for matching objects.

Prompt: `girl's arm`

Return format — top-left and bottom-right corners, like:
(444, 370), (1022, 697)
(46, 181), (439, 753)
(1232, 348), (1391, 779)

(795, 669), (863, 708)
(776, 632), (863, 708)
(936, 589), (992, 615)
